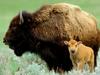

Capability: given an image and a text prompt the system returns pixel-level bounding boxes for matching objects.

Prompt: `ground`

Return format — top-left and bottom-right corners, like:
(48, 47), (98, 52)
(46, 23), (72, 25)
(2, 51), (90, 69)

(0, 0), (100, 75)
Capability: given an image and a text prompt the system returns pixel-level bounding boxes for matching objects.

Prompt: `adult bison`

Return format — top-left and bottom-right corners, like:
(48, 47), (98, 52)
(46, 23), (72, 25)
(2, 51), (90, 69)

(3, 3), (100, 72)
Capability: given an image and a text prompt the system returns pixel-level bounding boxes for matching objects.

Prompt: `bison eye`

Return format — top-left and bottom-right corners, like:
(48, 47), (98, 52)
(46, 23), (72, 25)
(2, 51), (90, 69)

(12, 27), (17, 30)
(27, 18), (31, 22)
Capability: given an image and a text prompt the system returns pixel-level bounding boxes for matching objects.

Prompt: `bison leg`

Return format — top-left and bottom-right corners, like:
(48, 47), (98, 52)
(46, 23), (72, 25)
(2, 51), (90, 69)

(92, 45), (99, 67)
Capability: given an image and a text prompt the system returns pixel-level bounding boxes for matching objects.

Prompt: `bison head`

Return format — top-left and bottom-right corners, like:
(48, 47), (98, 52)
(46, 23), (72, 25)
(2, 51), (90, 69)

(3, 11), (36, 56)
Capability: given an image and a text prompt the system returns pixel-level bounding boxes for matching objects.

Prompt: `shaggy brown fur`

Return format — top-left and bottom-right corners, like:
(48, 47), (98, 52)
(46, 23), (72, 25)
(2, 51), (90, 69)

(3, 3), (100, 72)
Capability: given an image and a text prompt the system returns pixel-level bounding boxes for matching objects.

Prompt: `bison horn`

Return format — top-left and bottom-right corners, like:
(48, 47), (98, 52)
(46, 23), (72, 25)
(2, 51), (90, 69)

(19, 11), (24, 24)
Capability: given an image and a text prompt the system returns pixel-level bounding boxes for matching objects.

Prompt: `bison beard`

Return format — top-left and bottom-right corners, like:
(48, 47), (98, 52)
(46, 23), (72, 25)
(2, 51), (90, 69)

(3, 3), (100, 72)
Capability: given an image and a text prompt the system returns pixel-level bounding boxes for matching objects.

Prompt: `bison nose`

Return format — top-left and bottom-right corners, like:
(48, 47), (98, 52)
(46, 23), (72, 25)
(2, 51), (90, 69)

(3, 38), (7, 44)
(3, 38), (9, 45)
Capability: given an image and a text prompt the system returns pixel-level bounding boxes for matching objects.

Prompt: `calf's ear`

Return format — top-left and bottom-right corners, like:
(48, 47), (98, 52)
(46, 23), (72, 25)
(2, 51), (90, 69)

(77, 41), (82, 45)
(64, 41), (69, 45)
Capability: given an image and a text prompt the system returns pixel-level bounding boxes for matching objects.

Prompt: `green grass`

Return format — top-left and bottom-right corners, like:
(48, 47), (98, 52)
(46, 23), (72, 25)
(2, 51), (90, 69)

(0, 0), (100, 75)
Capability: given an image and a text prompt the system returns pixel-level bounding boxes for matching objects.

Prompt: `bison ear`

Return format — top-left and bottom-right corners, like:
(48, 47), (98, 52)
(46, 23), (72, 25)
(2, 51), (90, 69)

(19, 11), (32, 24)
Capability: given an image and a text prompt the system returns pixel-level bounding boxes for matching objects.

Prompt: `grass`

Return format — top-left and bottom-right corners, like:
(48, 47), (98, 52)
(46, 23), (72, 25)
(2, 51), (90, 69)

(0, 0), (100, 75)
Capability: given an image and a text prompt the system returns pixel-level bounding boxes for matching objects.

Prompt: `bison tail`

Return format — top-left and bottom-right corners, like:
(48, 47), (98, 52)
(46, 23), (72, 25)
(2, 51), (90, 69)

(97, 29), (100, 46)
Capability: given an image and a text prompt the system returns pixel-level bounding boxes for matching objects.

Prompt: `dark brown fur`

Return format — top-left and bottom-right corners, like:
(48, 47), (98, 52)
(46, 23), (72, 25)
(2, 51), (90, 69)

(3, 3), (100, 72)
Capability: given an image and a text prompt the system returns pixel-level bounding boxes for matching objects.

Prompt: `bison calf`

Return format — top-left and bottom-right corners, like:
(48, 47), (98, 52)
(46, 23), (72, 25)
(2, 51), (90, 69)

(64, 39), (94, 72)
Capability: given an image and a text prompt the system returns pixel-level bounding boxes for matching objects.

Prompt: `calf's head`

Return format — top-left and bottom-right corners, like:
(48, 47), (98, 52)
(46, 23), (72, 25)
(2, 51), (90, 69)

(64, 39), (82, 55)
